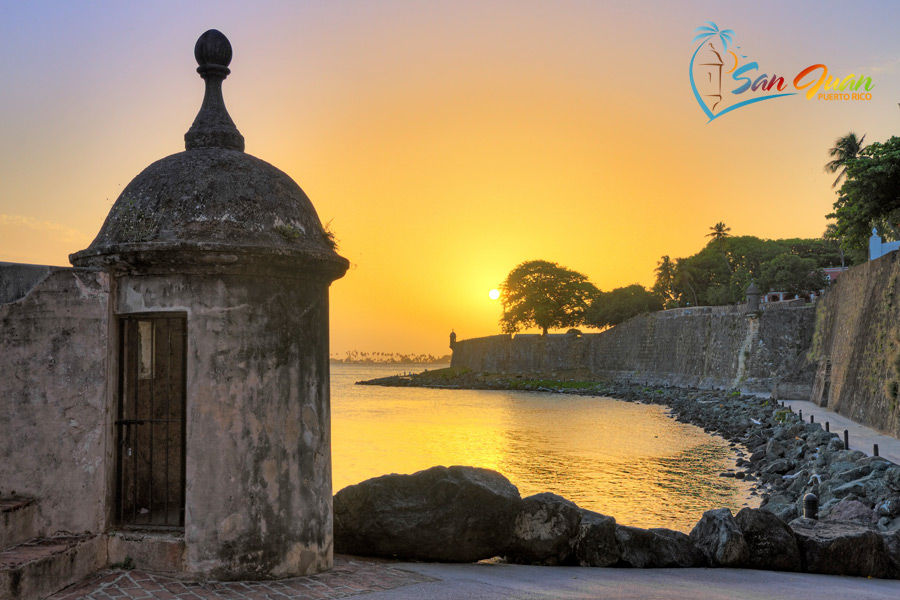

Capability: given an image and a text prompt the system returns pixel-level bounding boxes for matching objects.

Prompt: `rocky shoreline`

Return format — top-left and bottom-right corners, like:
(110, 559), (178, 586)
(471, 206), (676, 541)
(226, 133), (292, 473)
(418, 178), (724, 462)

(357, 368), (900, 533)
(342, 368), (900, 577)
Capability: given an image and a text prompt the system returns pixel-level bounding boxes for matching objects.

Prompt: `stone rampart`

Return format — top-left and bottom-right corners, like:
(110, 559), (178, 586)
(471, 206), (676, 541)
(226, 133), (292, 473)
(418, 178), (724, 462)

(0, 265), (110, 536)
(452, 304), (816, 398)
(810, 251), (900, 438)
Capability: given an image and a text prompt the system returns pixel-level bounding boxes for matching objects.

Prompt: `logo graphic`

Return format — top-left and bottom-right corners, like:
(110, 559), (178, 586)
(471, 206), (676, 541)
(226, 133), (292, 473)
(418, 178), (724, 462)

(689, 22), (874, 123)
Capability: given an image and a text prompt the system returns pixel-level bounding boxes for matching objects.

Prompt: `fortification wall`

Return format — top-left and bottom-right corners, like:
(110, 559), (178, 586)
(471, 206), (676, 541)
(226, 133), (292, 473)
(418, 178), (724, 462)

(0, 266), (111, 536)
(452, 303), (816, 397)
(810, 251), (900, 437)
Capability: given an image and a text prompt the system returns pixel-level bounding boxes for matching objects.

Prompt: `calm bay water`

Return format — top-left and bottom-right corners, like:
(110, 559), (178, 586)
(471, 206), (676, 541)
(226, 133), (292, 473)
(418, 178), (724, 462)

(331, 363), (756, 532)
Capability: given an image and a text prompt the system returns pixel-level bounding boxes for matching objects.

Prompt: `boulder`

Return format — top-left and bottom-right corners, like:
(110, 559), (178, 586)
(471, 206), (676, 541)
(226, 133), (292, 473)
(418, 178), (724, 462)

(763, 458), (795, 475)
(789, 517), (890, 578)
(573, 510), (618, 567)
(506, 493), (582, 565)
(735, 507), (800, 572)
(885, 466), (900, 492)
(883, 529), (900, 579)
(761, 496), (799, 523)
(824, 499), (874, 524)
(333, 465), (522, 562)
(615, 525), (704, 568)
(689, 508), (749, 567)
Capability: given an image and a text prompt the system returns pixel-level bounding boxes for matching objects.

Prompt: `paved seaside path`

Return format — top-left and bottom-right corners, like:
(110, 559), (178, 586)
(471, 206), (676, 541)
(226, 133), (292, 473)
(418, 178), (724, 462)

(51, 556), (900, 599)
(780, 399), (900, 465)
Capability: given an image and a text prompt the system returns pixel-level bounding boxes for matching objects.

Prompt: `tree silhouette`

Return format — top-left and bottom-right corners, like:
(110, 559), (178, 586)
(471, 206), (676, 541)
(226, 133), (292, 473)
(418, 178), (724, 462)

(499, 260), (597, 336)
(707, 222), (733, 272)
(825, 132), (866, 188)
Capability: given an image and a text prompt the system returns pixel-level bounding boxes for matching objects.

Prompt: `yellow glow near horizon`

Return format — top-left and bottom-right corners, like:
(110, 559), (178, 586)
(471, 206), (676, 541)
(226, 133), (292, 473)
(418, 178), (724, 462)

(2, 3), (898, 356)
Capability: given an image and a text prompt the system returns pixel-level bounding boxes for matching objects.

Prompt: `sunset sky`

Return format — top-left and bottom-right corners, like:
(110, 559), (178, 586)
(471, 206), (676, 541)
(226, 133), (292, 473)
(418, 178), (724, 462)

(2, 1), (900, 356)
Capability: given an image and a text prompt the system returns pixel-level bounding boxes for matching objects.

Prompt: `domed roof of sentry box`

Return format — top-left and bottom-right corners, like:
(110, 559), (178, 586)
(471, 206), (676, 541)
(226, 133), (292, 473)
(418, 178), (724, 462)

(70, 30), (348, 280)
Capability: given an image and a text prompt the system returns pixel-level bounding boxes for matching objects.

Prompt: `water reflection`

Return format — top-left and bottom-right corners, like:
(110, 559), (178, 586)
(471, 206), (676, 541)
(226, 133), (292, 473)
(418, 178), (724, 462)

(331, 363), (756, 532)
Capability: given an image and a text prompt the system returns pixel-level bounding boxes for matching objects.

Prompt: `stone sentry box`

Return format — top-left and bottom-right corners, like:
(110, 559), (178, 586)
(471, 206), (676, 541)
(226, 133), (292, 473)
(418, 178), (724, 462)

(70, 30), (348, 579)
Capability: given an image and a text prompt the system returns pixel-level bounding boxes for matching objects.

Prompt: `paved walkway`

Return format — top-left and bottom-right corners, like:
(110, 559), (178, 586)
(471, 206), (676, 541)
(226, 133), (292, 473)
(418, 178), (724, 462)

(48, 556), (435, 600)
(50, 557), (900, 600)
(780, 399), (900, 465)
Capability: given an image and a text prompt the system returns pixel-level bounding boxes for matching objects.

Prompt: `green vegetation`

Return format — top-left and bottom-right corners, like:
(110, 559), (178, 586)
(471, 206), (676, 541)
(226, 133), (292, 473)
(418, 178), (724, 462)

(502, 223), (848, 335)
(499, 260), (598, 335)
(584, 284), (662, 329)
(275, 223), (302, 242)
(829, 134), (900, 250)
(651, 231), (846, 307)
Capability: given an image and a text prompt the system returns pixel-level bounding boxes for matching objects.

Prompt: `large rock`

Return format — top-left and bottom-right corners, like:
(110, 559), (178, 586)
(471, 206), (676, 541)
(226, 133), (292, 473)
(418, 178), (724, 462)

(689, 508), (749, 567)
(333, 465), (522, 562)
(824, 499), (875, 524)
(735, 507), (800, 572)
(884, 530), (900, 579)
(506, 493), (582, 565)
(573, 510), (618, 567)
(615, 525), (704, 568)
(789, 517), (890, 578)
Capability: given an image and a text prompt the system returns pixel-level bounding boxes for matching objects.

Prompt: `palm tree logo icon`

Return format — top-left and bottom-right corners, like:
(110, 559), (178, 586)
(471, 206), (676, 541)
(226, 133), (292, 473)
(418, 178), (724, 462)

(689, 22), (794, 123)
(691, 23), (733, 112)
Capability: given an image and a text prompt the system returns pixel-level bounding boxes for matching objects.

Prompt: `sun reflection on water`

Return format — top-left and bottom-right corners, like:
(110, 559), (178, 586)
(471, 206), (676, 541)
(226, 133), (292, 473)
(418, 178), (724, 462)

(331, 364), (757, 532)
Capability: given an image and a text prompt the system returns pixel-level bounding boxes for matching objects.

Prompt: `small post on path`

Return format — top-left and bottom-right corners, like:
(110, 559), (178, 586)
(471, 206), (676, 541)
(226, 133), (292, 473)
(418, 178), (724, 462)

(844, 429), (850, 450)
(810, 414), (814, 424)
(799, 409), (803, 421)
(874, 444), (879, 457)
(803, 493), (819, 520)
(825, 421), (830, 432)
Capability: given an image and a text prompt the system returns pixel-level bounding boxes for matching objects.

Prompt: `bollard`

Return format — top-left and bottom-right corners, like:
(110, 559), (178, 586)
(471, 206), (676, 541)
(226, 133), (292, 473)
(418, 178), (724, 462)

(825, 421), (829, 432)
(799, 409), (803, 420)
(810, 414), (814, 424)
(803, 493), (819, 520)
(874, 444), (879, 457)
(844, 429), (849, 450)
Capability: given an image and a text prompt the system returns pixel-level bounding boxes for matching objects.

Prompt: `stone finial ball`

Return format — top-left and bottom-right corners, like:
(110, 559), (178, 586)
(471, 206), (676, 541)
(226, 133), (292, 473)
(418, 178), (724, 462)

(194, 29), (233, 67)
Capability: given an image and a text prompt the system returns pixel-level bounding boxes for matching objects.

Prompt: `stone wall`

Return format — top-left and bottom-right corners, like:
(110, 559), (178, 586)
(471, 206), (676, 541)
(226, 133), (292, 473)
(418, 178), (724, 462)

(810, 251), (900, 438)
(452, 304), (816, 398)
(0, 266), (111, 536)
(116, 271), (334, 579)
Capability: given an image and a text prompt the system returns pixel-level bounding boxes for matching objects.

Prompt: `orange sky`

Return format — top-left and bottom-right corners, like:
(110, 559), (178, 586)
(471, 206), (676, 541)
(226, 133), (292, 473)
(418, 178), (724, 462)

(2, 1), (900, 356)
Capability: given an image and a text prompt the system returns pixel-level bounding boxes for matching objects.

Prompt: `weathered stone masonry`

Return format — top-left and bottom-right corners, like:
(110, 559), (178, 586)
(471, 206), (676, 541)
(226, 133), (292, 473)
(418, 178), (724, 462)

(451, 303), (816, 398)
(811, 251), (900, 438)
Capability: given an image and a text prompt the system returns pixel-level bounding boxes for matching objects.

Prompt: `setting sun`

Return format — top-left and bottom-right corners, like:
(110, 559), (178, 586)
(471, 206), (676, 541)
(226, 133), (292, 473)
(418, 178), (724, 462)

(489, 289), (500, 300)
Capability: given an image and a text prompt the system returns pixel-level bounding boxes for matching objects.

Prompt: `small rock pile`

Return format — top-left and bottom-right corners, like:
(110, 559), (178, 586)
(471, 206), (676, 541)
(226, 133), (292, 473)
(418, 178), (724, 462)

(334, 465), (900, 578)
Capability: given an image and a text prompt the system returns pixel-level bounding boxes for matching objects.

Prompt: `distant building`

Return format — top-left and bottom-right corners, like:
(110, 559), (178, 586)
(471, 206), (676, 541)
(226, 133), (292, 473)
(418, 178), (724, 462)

(760, 266), (849, 304)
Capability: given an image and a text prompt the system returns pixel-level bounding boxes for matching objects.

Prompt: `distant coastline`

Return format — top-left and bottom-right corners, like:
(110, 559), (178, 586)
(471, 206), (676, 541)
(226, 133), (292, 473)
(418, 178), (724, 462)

(330, 351), (450, 365)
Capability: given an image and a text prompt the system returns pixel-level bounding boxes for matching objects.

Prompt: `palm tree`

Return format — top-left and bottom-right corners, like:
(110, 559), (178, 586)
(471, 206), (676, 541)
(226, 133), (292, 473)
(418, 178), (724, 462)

(707, 222), (733, 273)
(707, 221), (731, 242)
(692, 22), (734, 52)
(825, 132), (866, 188)
(653, 255), (677, 306)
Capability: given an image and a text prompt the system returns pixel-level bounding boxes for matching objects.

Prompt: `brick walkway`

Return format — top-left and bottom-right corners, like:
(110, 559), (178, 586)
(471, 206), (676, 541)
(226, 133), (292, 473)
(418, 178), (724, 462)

(48, 556), (436, 600)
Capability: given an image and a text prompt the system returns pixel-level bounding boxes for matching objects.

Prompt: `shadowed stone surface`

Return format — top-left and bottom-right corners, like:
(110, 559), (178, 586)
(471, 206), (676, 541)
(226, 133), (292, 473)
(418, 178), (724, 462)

(573, 510), (619, 567)
(615, 526), (704, 568)
(689, 508), (749, 567)
(333, 466), (522, 562)
(506, 493), (582, 566)
(735, 507), (800, 572)
(790, 517), (890, 578)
